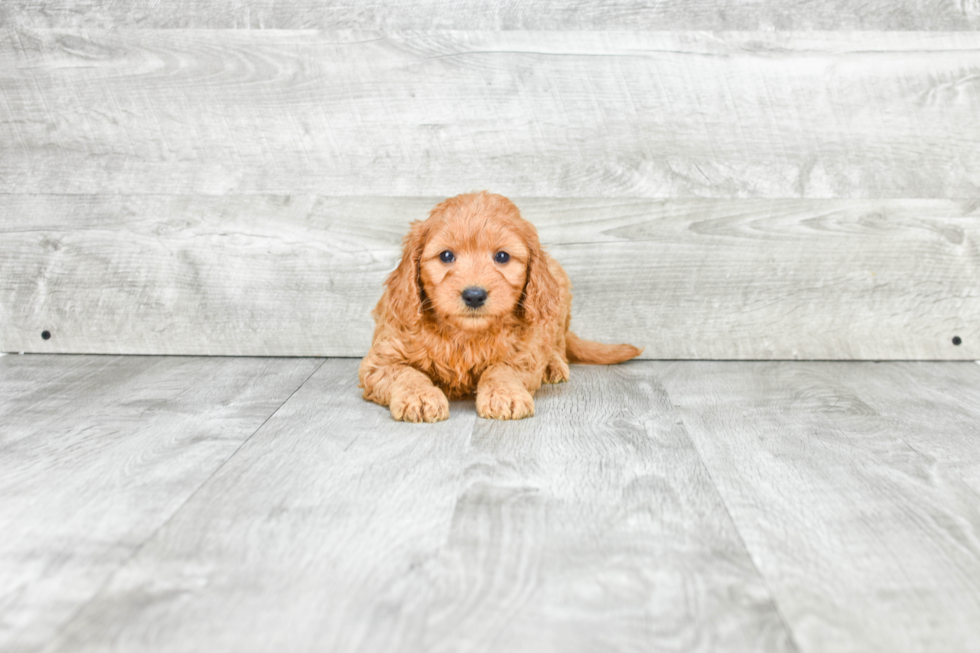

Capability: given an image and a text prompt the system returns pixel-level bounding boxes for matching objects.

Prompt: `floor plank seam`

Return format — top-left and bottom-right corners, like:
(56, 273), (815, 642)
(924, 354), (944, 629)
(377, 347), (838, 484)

(33, 357), (329, 653)
(668, 396), (805, 653)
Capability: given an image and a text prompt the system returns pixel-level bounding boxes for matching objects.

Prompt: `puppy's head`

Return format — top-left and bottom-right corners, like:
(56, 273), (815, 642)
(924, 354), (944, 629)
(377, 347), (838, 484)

(385, 192), (559, 332)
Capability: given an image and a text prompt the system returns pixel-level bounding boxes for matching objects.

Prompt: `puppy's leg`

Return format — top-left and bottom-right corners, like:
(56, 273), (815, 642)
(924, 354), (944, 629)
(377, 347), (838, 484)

(543, 353), (570, 384)
(541, 327), (570, 384)
(360, 362), (449, 423)
(476, 364), (535, 420)
(543, 328), (570, 384)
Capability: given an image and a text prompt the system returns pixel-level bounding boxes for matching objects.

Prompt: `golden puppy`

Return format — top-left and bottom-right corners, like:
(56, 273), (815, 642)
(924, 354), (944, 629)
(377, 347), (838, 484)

(358, 191), (641, 422)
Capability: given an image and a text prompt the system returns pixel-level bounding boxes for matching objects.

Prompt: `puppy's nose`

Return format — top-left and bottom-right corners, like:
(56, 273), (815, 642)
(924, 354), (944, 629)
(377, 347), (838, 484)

(461, 286), (488, 308)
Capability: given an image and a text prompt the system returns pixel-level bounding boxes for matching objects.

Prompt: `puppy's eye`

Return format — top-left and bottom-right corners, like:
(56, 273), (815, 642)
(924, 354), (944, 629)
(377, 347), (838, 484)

(494, 251), (510, 264)
(439, 250), (455, 263)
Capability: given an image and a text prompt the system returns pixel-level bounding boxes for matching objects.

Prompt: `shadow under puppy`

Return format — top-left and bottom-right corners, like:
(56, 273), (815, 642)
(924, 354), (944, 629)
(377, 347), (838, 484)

(359, 191), (641, 422)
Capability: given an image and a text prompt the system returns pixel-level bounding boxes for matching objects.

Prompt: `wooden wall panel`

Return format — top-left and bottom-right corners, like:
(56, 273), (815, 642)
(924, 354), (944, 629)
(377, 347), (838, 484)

(1, 30), (979, 198)
(3, 0), (979, 30)
(2, 195), (976, 359)
(1, 22), (978, 360)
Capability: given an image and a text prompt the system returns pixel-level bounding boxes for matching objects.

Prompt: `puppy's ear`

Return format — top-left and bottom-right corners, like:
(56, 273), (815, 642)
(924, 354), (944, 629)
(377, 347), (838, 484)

(384, 220), (429, 324)
(520, 235), (561, 327)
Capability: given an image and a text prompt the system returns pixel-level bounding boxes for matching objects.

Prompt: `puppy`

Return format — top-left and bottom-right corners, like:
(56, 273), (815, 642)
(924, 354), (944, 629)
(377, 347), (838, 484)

(358, 191), (641, 422)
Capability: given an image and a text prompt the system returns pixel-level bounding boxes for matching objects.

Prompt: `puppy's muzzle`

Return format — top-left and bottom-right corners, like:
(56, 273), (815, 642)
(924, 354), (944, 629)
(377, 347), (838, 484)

(461, 286), (488, 309)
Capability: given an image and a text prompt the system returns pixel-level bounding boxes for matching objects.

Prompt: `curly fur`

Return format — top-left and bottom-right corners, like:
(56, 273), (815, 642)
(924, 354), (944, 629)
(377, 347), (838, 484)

(358, 191), (641, 422)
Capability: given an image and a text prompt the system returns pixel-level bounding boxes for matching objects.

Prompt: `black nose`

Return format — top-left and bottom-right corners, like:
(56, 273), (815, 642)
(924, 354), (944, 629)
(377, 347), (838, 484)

(461, 286), (488, 308)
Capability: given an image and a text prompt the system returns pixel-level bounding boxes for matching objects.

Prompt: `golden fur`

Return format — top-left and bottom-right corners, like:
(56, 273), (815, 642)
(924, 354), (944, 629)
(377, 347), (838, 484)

(358, 191), (641, 422)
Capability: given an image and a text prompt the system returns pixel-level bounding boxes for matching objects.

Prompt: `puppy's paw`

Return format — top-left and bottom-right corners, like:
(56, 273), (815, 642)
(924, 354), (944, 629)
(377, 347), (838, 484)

(391, 386), (450, 423)
(544, 355), (570, 384)
(476, 385), (535, 420)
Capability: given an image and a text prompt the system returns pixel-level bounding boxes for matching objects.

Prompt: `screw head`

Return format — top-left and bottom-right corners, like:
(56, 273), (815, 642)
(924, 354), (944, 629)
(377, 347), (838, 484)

(41, 330), (51, 340)
(952, 336), (962, 346)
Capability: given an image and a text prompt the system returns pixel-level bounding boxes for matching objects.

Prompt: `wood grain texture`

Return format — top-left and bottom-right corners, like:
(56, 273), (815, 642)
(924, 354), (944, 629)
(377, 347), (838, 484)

(0, 354), (321, 653)
(660, 361), (980, 653)
(39, 358), (794, 653)
(2, 196), (977, 359)
(2, 30), (979, 198)
(832, 362), (980, 494)
(3, 0), (980, 30)
(35, 358), (483, 653)
(413, 363), (792, 652)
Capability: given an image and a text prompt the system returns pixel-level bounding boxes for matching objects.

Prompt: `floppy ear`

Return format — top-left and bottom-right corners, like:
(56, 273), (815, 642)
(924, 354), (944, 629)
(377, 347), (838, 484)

(384, 220), (429, 324)
(520, 238), (561, 327)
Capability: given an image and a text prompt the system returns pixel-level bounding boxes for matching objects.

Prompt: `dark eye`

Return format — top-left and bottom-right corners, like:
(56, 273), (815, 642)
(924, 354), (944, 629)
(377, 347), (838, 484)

(440, 250), (455, 263)
(494, 251), (510, 264)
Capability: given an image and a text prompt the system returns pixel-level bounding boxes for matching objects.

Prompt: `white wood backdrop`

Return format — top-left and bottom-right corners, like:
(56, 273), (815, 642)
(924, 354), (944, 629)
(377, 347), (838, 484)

(0, 16), (978, 358)
(3, 1), (979, 29)
(2, 31), (980, 198)
(2, 196), (976, 358)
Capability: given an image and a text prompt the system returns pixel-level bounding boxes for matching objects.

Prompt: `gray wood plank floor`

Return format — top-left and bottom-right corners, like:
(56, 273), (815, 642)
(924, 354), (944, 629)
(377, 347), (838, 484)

(3, 355), (980, 652)
(0, 354), (323, 653)
(660, 362), (980, 652)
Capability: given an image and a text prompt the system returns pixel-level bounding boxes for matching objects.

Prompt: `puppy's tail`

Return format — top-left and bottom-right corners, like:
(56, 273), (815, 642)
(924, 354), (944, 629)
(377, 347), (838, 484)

(566, 331), (643, 365)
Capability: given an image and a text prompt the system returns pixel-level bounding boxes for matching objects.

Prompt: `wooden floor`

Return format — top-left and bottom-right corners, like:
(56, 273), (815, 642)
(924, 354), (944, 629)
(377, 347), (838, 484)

(2, 355), (980, 653)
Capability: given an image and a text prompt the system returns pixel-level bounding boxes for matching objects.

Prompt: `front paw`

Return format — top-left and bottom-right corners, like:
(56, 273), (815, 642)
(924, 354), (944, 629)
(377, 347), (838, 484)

(390, 386), (450, 423)
(476, 385), (535, 420)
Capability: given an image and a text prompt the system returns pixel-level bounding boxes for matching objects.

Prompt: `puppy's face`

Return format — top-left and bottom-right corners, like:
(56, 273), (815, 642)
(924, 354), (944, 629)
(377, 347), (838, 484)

(419, 215), (529, 332)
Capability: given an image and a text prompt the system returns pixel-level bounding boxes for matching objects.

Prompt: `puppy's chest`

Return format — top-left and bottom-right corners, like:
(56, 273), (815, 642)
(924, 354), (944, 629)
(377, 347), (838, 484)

(421, 333), (514, 397)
